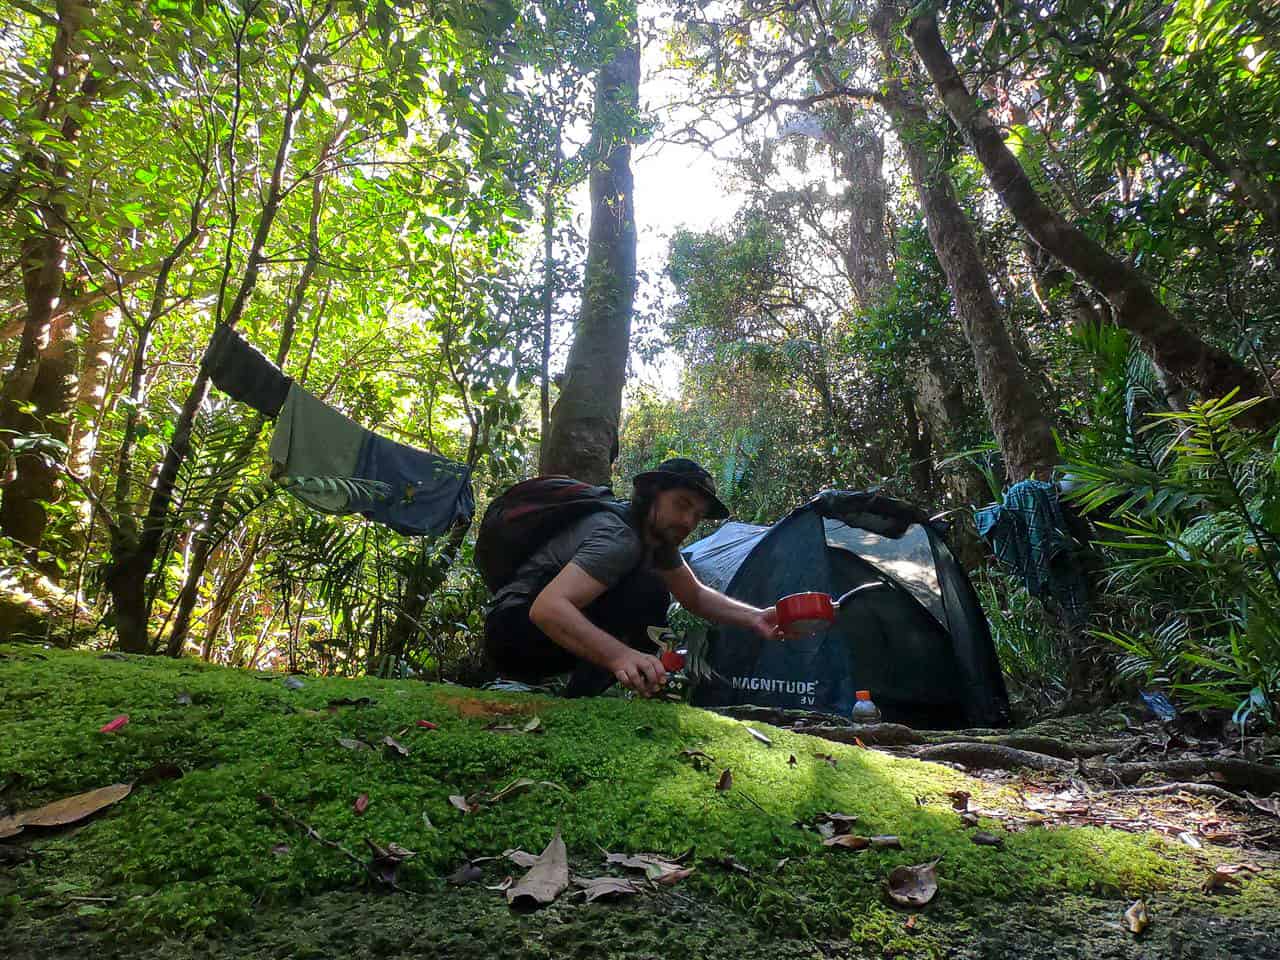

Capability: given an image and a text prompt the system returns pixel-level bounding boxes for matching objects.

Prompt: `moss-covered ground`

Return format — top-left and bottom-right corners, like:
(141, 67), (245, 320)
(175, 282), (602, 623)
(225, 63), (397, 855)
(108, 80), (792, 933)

(2, 645), (1278, 958)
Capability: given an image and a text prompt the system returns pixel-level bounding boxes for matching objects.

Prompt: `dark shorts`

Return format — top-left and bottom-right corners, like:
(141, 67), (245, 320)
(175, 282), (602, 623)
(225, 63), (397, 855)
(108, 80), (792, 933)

(484, 566), (670, 697)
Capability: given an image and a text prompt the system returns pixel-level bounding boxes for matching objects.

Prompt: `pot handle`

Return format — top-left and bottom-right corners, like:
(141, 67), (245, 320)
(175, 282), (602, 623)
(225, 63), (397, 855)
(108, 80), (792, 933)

(832, 580), (890, 609)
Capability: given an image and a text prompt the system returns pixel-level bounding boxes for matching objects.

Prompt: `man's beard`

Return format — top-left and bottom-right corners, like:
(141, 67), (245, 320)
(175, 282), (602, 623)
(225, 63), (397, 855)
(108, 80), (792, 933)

(649, 520), (690, 547)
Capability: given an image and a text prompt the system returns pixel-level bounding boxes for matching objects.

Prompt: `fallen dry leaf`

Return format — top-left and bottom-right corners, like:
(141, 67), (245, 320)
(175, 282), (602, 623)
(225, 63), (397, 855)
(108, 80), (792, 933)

(814, 753), (838, 768)
(947, 790), (970, 812)
(0, 783), (132, 839)
(854, 737), (866, 748)
(507, 829), (569, 907)
(886, 862), (939, 908)
(603, 850), (693, 883)
(710, 855), (751, 874)
(823, 834), (871, 850)
(775, 857), (790, 872)
(336, 737), (371, 752)
(447, 861), (484, 885)
(490, 778), (536, 804)
(416, 720), (438, 730)
(382, 736), (409, 758)
(271, 843), (290, 856)
(1123, 899), (1150, 935)
(815, 812), (859, 832)
(971, 832), (1004, 848)
(575, 876), (643, 902)
(1201, 863), (1261, 893)
(503, 848), (539, 868)
(487, 876), (514, 892)
(716, 768), (733, 791)
(960, 812), (980, 828)
(905, 914), (919, 931)
(1177, 831), (1202, 850)
(651, 866), (695, 885)
(98, 715), (129, 734)
(522, 716), (544, 734)
(449, 795), (479, 815)
(365, 839), (415, 887)
(746, 727), (772, 746)
(354, 793), (370, 815)
(787, 755), (797, 767)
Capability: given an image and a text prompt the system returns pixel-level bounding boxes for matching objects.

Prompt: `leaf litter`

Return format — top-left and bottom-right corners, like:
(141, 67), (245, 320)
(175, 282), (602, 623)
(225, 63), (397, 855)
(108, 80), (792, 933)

(507, 829), (569, 907)
(886, 862), (939, 908)
(0, 783), (132, 839)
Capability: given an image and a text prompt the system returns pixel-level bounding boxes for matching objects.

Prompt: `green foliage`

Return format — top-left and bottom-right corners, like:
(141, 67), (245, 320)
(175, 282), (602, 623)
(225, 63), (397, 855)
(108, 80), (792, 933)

(1064, 393), (1280, 726)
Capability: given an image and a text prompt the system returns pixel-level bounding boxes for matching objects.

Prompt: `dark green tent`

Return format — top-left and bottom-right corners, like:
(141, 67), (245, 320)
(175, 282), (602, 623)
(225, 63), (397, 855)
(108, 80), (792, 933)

(682, 490), (1009, 729)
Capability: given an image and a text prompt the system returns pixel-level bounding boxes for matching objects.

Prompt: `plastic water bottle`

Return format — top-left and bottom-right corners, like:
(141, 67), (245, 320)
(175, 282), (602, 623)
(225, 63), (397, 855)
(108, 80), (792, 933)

(850, 689), (881, 723)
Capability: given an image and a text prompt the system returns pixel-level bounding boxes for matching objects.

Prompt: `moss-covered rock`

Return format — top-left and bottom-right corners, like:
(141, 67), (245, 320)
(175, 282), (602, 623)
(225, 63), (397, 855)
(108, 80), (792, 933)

(2, 645), (1277, 957)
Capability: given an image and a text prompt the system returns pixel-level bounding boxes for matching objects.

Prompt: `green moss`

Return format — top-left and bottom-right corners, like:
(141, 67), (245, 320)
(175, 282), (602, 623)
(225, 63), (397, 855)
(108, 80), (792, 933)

(1, 645), (1276, 956)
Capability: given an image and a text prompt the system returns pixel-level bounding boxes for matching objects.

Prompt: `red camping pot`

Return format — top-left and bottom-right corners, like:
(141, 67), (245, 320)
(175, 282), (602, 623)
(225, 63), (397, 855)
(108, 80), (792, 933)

(775, 581), (889, 636)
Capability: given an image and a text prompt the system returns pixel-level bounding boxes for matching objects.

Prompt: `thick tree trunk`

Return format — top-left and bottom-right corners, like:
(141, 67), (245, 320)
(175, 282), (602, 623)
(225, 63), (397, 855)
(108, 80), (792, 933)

(540, 30), (639, 485)
(873, 12), (1057, 484)
(906, 14), (1275, 421)
(0, 0), (102, 550)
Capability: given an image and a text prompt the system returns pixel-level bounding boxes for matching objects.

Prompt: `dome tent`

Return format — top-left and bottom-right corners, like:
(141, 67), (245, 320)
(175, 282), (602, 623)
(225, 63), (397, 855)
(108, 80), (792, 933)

(682, 490), (1010, 729)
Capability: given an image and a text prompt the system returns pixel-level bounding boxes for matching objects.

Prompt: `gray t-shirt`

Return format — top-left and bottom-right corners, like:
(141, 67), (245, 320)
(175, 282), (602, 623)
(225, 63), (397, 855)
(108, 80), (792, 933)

(492, 509), (682, 612)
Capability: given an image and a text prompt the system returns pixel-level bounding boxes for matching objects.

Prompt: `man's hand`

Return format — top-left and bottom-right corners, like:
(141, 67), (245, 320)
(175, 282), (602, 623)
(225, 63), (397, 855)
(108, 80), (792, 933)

(751, 605), (786, 641)
(610, 648), (668, 697)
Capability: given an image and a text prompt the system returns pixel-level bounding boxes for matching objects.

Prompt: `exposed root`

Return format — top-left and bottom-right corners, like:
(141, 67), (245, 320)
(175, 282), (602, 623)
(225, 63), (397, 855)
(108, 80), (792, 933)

(911, 742), (1076, 774)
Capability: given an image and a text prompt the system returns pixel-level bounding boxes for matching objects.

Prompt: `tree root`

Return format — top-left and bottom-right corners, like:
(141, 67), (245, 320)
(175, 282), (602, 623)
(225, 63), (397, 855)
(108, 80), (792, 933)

(805, 723), (924, 747)
(908, 744), (1280, 795)
(922, 734), (1132, 760)
(911, 742), (1076, 774)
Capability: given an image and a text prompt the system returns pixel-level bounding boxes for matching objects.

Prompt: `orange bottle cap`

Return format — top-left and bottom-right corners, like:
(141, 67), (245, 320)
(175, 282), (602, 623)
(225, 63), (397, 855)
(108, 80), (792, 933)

(855, 690), (872, 700)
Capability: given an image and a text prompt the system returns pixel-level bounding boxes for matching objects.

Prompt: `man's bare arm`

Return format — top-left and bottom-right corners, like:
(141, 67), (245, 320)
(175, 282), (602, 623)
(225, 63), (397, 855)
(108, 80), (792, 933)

(660, 561), (783, 639)
(529, 562), (667, 695)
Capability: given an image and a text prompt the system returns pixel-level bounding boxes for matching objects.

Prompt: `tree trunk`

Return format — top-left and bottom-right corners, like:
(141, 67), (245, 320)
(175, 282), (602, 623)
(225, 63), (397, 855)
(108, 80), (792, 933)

(873, 11), (1057, 484)
(67, 306), (120, 479)
(540, 28), (639, 485)
(0, 0), (102, 550)
(906, 14), (1275, 422)
(201, 532), (259, 661)
(912, 352), (989, 504)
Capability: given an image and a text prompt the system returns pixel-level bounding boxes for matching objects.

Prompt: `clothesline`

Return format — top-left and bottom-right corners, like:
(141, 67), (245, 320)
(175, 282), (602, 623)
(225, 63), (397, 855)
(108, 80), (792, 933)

(206, 324), (475, 538)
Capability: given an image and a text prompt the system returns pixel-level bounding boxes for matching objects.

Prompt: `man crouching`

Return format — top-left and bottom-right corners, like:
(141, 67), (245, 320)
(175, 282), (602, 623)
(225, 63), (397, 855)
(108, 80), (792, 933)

(483, 459), (782, 697)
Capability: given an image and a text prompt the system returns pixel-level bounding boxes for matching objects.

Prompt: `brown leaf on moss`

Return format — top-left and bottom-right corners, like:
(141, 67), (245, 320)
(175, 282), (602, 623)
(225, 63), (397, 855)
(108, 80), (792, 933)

(886, 862), (938, 908)
(823, 834), (870, 850)
(575, 876), (643, 902)
(507, 829), (569, 907)
(787, 755), (797, 767)
(814, 753), (838, 767)
(381, 736), (409, 758)
(449, 795), (479, 814)
(1201, 863), (1261, 893)
(354, 793), (370, 815)
(716, 768), (733, 791)
(365, 839), (415, 887)
(947, 790), (970, 811)
(1123, 899), (1150, 935)
(0, 783), (132, 839)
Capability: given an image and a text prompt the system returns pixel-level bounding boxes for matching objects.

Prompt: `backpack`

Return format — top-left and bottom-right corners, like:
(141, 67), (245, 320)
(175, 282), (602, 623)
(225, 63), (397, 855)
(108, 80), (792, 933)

(474, 476), (632, 593)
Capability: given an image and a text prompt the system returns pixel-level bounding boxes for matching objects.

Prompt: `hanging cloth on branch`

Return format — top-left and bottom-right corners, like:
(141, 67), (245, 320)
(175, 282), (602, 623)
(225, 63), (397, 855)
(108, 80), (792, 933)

(206, 325), (292, 417)
(266, 383), (474, 537)
(975, 479), (1090, 626)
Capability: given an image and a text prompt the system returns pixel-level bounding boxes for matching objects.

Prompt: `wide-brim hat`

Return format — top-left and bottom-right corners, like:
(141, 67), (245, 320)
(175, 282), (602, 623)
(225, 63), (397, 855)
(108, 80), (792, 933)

(633, 457), (730, 520)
